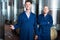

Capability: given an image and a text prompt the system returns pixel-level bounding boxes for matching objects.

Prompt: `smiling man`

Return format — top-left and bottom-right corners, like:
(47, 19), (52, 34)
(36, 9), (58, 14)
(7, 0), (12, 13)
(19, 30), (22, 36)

(10, 0), (38, 40)
(38, 6), (53, 40)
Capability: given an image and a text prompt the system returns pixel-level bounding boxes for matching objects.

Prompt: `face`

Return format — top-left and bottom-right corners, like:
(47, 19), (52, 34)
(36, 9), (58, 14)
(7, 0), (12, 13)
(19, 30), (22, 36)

(43, 6), (49, 14)
(25, 2), (31, 10)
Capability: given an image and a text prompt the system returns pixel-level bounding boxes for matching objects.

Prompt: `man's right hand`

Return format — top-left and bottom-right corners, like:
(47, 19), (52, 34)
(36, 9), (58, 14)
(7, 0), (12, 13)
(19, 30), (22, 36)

(10, 25), (15, 30)
(34, 35), (38, 40)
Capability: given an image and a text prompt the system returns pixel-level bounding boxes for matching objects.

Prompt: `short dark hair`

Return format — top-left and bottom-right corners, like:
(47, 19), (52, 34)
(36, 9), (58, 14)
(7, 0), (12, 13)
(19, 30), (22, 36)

(25, 0), (32, 4)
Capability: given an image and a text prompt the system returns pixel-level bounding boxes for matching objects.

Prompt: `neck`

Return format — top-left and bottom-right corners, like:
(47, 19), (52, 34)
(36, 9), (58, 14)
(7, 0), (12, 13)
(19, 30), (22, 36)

(26, 10), (31, 14)
(44, 13), (47, 16)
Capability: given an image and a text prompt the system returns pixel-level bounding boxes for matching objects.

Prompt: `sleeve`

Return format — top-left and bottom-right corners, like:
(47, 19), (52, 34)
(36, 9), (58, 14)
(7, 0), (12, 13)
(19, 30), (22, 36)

(48, 15), (53, 27)
(34, 16), (38, 35)
(37, 15), (40, 25)
(14, 15), (21, 30)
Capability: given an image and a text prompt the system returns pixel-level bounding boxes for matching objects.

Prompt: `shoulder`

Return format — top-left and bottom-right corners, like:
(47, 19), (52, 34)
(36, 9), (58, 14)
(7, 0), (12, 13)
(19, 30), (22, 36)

(18, 11), (25, 19)
(31, 12), (36, 17)
(18, 11), (25, 17)
(38, 13), (43, 17)
(47, 13), (52, 18)
(31, 12), (36, 16)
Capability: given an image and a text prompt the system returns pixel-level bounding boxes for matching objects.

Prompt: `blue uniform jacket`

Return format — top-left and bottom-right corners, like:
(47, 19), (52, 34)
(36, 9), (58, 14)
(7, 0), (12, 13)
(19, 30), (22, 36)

(14, 11), (38, 40)
(38, 13), (53, 40)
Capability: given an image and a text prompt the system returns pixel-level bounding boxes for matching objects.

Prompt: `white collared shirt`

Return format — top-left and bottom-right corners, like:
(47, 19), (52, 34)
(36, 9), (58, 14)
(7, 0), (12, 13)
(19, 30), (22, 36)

(44, 13), (48, 17)
(25, 12), (30, 18)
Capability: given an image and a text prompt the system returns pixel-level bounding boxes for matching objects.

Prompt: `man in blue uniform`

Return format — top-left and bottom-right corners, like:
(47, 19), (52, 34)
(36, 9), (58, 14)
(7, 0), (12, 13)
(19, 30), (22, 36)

(38, 6), (53, 40)
(10, 0), (38, 40)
